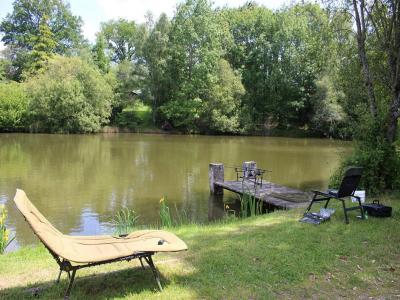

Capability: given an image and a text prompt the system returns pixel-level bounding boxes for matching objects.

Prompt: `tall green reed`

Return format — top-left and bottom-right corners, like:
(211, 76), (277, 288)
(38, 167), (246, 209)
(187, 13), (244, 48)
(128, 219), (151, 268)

(174, 203), (191, 226)
(112, 207), (139, 235)
(159, 197), (172, 228)
(239, 183), (262, 218)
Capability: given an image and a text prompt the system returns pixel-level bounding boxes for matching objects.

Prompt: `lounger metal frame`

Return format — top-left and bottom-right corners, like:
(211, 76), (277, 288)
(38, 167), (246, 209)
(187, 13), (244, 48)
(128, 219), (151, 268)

(20, 214), (163, 299)
(45, 244), (163, 298)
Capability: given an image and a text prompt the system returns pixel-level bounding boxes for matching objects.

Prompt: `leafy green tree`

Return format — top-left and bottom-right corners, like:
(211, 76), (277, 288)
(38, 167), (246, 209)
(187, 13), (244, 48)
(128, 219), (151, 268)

(204, 59), (245, 134)
(0, 0), (83, 80)
(0, 0), (83, 53)
(328, 0), (400, 193)
(26, 56), (113, 133)
(100, 19), (149, 125)
(100, 19), (138, 63)
(0, 46), (30, 81)
(220, 3), (334, 130)
(0, 58), (12, 81)
(109, 60), (141, 123)
(0, 81), (28, 131)
(310, 75), (345, 137)
(92, 34), (110, 73)
(26, 15), (57, 75)
(142, 13), (171, 123)
(162, 0), (223, 132)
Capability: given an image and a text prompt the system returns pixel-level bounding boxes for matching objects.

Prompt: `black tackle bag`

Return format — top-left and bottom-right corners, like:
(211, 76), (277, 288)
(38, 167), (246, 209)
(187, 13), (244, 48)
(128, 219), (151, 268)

(362, 200), (392, 218)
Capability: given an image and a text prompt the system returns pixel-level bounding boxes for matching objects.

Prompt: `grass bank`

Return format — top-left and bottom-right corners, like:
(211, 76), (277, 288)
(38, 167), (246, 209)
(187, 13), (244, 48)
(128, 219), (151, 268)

(0, 193), (399, 299)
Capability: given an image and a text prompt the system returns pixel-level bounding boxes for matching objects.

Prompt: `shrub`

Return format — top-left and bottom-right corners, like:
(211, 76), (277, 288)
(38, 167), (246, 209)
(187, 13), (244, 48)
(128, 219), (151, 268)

(160, 98), (203, 132)
(115, 110), (137, 129)
(0, 82), (28, 131)
(330, 118), (400, 194)
(26, 56), (114, 133)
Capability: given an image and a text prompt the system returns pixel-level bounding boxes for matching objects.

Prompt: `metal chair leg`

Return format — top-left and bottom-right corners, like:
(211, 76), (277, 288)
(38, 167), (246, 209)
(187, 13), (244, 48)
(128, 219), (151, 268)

(324, 199), (330, 208)
(64, 269), (76, 299)
(357, 199), (365, 219)
(341, 200), (349, 224)
(144, 256), (163, 291)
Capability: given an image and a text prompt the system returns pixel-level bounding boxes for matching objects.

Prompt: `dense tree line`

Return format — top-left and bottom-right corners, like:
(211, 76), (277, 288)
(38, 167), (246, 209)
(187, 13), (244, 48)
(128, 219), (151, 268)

(0, 0), (352, 136)
(0, 0), (399, 191)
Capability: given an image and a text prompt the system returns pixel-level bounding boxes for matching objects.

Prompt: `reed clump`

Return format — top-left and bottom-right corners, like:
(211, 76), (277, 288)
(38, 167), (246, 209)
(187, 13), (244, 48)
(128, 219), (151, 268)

(112, 207), (139, 235)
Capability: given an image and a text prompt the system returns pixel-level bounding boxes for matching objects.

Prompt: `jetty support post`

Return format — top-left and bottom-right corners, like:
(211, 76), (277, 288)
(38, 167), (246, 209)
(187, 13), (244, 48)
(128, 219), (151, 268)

(209, 163), (224, 195)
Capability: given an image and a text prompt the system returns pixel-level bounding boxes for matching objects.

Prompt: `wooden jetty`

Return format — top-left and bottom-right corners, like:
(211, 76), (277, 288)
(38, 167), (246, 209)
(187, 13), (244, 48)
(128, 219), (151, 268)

(209, 161), (312, 210)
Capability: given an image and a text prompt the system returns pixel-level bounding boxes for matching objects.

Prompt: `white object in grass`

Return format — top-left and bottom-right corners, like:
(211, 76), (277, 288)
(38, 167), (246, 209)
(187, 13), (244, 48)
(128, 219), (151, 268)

(351, 190), (365, 203)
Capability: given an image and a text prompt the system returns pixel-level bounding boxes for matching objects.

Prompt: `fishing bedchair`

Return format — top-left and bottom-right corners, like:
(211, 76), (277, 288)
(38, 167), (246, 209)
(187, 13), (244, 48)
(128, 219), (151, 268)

(304, 167), (365, 224)
(14, 189), (188, 298)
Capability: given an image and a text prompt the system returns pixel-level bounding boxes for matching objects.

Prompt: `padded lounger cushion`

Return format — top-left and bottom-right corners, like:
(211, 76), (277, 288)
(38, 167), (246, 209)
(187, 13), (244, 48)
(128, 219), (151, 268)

(14, 189), (187, 263)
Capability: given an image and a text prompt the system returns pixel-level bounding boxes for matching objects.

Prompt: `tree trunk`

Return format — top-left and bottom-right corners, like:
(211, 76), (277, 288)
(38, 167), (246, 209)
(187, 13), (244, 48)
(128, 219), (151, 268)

(352, 0), (378, 118)
(385, 0), (400, 143)
(386, 90), (400, 143)
(152, 96), (157, 123)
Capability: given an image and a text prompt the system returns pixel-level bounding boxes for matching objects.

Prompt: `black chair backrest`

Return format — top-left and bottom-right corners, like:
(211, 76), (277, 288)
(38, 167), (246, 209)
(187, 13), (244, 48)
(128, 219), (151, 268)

(337, 167), (363, 198)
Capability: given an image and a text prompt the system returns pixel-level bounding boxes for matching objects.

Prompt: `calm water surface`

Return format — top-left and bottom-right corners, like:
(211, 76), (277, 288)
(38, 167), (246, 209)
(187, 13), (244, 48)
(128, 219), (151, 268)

(0, 133), (352, 249)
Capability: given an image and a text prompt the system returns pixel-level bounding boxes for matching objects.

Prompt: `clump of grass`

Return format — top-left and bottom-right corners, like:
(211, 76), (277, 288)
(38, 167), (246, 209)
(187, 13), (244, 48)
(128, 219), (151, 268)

(159, 197), (172, 228)
(173, 204), (192, 226)
(0, 204), (13, 254)
(112, 207), (139, 235)
(159, 198), (194, 227)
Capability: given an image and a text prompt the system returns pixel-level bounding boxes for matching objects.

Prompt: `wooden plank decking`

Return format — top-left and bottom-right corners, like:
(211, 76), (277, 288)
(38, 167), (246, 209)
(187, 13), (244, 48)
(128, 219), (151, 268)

(215, 180), (312, 209)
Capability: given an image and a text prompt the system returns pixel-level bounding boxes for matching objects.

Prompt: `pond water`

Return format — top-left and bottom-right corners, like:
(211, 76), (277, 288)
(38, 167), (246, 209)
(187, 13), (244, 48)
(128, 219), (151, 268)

(0, 133), (352, 249)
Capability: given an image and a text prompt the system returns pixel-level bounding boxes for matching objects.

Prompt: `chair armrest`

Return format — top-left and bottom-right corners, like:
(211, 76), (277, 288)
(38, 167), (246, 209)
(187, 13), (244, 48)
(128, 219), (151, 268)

(312, 190), (331, 197)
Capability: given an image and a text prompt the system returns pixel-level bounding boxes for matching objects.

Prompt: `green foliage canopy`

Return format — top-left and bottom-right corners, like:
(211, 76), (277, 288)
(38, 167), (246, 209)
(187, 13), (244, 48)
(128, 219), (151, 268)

(26, 56), (113, 133)
(221, 3), (334, 128)
(100, 19), (139, 63)
(0, 81), (28, 131)
(0, 0), (83, 53)
(0, 0), (83, 80)
(142, 13), (171, 123)
(92, 34), (110, 73)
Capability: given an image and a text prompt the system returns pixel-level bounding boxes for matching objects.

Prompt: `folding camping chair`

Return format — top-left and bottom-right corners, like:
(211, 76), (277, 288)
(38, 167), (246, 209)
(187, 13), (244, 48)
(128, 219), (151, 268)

(304, 167), (365, 224)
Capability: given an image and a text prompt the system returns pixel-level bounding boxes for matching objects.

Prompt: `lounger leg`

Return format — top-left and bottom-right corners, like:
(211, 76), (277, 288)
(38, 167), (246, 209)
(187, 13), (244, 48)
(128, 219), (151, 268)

(56, 269), (63, 283)
(64, 269), (76, 299)
(341, 201), (349, 224)
(144, 256), (163, 291)
(139, 257), (145, 270)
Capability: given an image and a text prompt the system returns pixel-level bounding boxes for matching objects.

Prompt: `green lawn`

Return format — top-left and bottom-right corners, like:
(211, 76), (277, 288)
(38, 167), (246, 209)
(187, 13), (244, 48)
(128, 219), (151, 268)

(120, 102), (159, 132)
(0, 193), (399, 299)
